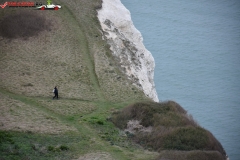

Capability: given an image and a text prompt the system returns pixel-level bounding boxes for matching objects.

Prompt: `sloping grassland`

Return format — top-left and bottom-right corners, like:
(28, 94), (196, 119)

(0, 0), (155, 159)
(0, 0), (226, 160)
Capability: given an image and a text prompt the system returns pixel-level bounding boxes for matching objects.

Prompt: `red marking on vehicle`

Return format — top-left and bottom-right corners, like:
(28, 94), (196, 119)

(8, 2), (35, 7)
(0, 2), (8, 9)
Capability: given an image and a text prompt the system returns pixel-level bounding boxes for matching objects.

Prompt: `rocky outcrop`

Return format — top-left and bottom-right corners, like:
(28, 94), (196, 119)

(97, 0), (159, 102)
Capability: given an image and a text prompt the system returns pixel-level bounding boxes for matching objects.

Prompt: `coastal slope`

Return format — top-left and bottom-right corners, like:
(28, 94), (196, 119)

(0, 0), (227, 159)
(97, 0), (159, 102)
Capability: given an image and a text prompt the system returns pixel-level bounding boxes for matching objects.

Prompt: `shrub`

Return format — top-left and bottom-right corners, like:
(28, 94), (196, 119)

(47, 145), (69, 152)
(111, 101), (226, 159)
(205, 130), (226, 156)
(111, 101), (197, 129)
(97, 120), (104, 125)
(162, 127), (208, 150)
(60, 145), (69, 151)
(47, 146), (55, 151)
(157, 150), (225, 160)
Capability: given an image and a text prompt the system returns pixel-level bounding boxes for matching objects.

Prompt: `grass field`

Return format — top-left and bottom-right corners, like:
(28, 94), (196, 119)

(0, 0), (155, 159)
(0, 0), (227, 159)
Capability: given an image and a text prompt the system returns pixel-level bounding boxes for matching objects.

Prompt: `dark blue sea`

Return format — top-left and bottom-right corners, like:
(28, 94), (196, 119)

(120, 0), (240, 159)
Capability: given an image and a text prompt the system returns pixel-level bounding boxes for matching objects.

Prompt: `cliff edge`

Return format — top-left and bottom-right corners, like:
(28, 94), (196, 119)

(97, 0), (159, 102)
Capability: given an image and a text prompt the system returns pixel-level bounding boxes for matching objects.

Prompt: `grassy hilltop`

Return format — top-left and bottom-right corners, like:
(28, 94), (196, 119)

(0, 0), (226, 160)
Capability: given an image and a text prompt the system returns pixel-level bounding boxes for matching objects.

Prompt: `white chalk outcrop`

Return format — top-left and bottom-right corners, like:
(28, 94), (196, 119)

(97, 0), (159, 102)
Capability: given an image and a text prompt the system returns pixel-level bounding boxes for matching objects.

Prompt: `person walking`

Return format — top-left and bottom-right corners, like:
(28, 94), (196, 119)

(53, 86), (58, 100)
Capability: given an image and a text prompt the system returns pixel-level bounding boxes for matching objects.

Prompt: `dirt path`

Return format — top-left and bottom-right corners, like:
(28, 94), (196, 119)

(57, 0), (105, 102)
(76, 152), (114, 160)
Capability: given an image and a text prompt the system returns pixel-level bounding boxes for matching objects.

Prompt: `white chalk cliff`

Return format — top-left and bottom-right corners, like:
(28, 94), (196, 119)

(97, 0), (159, 102)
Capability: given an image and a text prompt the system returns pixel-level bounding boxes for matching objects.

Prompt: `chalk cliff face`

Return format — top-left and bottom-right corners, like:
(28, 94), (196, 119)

(97, 0), (159, 102)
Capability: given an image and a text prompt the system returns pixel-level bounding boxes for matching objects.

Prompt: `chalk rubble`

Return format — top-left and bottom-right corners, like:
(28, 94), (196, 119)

(97, 0), (159, 102)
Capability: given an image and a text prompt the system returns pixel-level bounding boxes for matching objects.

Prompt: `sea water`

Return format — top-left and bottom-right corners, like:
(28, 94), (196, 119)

(120, 0), (240, 159)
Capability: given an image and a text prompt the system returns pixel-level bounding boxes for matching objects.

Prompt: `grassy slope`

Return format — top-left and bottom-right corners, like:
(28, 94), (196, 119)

(0, 0), (155, 159)
(0, 0), (226, 160)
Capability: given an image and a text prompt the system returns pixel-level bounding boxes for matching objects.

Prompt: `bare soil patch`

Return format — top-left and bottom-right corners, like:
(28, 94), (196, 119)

(76, 152), (114, 160)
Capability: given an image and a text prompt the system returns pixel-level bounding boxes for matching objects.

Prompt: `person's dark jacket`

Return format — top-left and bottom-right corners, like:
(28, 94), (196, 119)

(54, 87), (58, 94)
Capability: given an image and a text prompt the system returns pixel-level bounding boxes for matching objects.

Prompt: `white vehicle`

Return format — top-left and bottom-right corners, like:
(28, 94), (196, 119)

(37, 4), (61, 10)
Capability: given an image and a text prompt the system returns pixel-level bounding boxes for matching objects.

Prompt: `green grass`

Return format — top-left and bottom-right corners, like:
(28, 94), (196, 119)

(0, 131), (82, 160)
(0, 0), (227, 160)
(0, 88), (157, 160)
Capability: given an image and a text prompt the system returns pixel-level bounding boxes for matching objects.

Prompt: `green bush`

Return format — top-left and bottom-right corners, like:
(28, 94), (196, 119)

(157, 150), (226, 160)
(111, 101), (226, 159)
(97, 120), (104, 125)
(112, 101), (196, 129)
(60, 145), (69, 151)
(163, 127), (208, 150)
(47, 145), (69, 152)
(47, 146), (55, 151)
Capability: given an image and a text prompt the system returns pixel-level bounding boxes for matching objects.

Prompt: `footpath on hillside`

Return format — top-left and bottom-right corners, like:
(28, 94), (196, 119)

(0, 0), (156, 159)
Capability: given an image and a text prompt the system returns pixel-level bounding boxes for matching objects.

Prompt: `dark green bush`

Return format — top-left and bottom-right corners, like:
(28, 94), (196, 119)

(157, 150), (225, 160)
(112, 101), (196, 129)
(47, 146), (55, 151)
(111, 101), (226, 159)
(60, 145), (69, 151)
(162, 127), (208, 150)
(47, 145), (69, 152)
(97, 120), (104, 125)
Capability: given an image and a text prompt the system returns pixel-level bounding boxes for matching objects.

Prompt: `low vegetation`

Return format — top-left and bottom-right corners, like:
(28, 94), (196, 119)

(157, 150), (225, 160)
(112, 101), (227, 160)
(0, 130), (80, 160)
